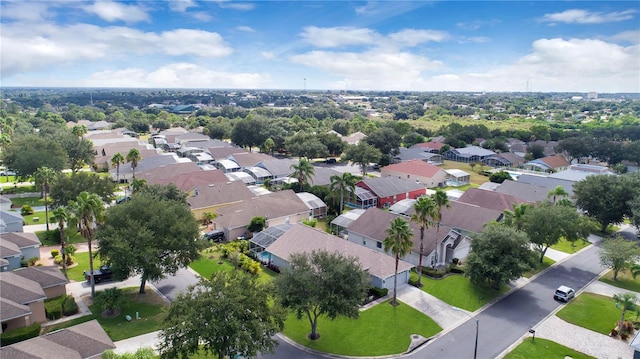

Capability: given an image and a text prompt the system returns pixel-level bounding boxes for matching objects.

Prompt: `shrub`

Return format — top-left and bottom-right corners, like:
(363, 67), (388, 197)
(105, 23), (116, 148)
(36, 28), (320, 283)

(20, 258), (28, 267)
(452, 258), (459, 265)
(28, 257), (39, 266)
(51, 249), (60, 257)
(62, 296), (79, 316)
(0, 323), (41, 346)
(45, 229), (62, 244)
(369, 287), (388, 298)
(20, 205), (34, 216)
(54, 255), (63, 265)
(302, 218), (317, 227)
(46, 306), (62, 320)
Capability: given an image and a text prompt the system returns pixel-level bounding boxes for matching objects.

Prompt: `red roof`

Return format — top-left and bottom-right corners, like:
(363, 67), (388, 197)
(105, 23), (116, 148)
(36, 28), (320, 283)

(381, 159), (443, 178)
(540, 155), (570, 169)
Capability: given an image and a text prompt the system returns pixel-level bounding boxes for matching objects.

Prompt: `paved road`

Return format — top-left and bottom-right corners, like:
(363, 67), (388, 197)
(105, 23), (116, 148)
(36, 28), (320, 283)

(415, 236), (607, 359)
(152, 267), (200, 301)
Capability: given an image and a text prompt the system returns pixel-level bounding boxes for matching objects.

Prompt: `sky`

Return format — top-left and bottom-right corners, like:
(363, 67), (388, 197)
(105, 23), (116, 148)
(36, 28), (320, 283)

(1, 1), (639, 93)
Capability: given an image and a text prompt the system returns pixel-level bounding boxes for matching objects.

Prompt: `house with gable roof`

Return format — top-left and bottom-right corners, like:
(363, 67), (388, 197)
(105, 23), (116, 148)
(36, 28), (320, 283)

(393, 147), (444, 164)
(187, 181), (255, 222)
(353, 176), (427, 209)
(265, 223), (413, 290)
(457, 187), (529, 212)
(0, 210), (24, 233)
(522, 154), (570, 173)
(1, 232), (41, 271)
(443, 146), (497, 163)
(380, 159), (447, 188)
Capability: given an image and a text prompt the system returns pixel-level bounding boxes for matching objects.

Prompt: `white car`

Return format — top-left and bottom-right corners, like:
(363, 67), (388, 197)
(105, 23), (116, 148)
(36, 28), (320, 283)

(0, 169), (16, 176)
(554, 285), (575, 302)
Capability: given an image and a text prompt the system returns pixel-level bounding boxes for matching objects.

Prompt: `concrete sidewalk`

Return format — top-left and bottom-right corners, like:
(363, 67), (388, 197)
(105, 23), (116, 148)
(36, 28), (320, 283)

(396, 284), (468, 329)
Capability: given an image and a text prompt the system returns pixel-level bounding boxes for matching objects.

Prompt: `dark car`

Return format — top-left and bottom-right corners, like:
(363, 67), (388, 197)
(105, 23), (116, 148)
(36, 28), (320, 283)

(115, 196), (131, 204)
(203, 229), (225, 242)
(324, 158), (337, 164)
(84, 265), (113, 284)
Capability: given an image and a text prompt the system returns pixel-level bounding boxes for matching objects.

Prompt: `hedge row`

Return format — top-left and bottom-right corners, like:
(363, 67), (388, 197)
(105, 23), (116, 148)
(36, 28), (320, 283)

(0, 323), (41, 346)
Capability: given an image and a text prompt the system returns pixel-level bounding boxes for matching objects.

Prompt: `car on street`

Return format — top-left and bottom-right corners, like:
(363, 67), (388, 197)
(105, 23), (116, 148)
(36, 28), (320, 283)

(0, 169), (16, 176)
(553, 285), (575, 302)
(84, 265), (113, 284)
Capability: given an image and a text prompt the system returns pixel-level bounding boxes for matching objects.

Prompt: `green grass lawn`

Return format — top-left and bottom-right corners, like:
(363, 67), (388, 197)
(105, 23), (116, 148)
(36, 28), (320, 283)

(42, 287), (168, 342)
(599, 269), (640, 293)
(439, 160), (489, 186)
(556, 292), (635, 335)
(282, 300), (442, 356)
(505, 338), (595, 359)
(9, 196), (47, 207)
(66, 252), (104, 282)
(413, 273), (508, 311)
(523, 256), (555, 278)
(0, 175), (18, 183)
(550, 238), (591, 254)
(189, 250), (277, 284)
(21, 210), (51, 225)
(35, 229), (86, 246)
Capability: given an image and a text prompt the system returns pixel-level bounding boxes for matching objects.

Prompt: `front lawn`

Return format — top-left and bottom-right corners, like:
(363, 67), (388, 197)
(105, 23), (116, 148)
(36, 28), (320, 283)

(413, 273), (508, 311)
(18, 210), (50, 225)
(556, 292), (635, 335)
(36, 229), (86, 246)
(9, 196), (47, 207)
(282, 300), (442, 356)
(523, 256), (555, 278)
(550, 238), (590, 253)
(599, 269), (640, 293)
(505, 338), (595, 359)
(66, 252), (104, 282)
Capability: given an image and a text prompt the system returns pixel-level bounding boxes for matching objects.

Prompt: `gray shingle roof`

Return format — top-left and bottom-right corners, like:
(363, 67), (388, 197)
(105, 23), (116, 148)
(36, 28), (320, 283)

(0, 272), (47, 304)
(0, 297), (31, 321)
(457, 187), (529, 212)
(516, 174), (575, 197)
(12, 266), (68, 289)
(2, 232), (40, 249)
(215, 190), (309, 229)
(358, 177), (425, 198)
(495, 180), (550, 203)
(257, 158), (297, 178)
(188, 181), (255, 209)
(0, 240), (21, 259)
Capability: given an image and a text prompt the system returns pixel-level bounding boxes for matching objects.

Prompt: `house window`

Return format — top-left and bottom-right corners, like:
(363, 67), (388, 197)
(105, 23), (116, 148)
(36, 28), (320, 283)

(363, 239), (366, 245)
(407, 174), (410, 179)
(376, 242), (382, 249)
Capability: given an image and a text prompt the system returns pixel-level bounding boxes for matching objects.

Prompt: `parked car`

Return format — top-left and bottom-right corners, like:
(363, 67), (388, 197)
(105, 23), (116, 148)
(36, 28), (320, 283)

(203, 229), (225, 242)
(0, 169), (16, 176)
(115, 196), (131, 204)
(324, 158), (337, 164)
(84, 265), (113, 284)
(553, 285), (575, 302)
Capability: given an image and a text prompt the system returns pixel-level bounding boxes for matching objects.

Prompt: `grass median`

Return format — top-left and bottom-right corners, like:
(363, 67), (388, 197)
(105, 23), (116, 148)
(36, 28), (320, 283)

(505, 338), (595, 359)
(556, 292), (636, 335)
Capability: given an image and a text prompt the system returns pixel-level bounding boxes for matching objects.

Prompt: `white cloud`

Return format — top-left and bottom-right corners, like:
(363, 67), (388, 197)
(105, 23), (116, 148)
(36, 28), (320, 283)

(261, 52), (275, 60)
(192, 12), (213, 22)
(83, 1), (150, 23)
(235, 26), (255, 33)
(609, 30), (640, 44)
(77, 63), (271, 88)
(215, 1), (255, 11)
(456, 19), (501, 30)
(1, 1), (54, 22)
(0, 24), (232, 75)
(300, 26), (379, 48)
(457, 36), (491, 44)
(169, 0), (196, 12)
(540, 9), (637, 24)
(291, 50), (443, 90)
(388, 29), (449, 46)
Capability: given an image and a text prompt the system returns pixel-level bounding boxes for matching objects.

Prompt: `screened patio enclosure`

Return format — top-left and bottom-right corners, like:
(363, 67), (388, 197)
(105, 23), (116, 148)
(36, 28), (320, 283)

(249, 223), (293, 263)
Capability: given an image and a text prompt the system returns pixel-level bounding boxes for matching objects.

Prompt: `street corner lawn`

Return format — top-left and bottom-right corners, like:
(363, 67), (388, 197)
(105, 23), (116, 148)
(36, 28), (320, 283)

(556, 292), (636, 335)
(413, 273), (508, 311)
(550, 237), (591, 254)
(65, 252), (104, 282)
(505, 338), (595, 359)
(282, 299), (442, 356)
(599, 269), (640, 293)
(36, 229), (86, 246)
(89, 286), (168, 341)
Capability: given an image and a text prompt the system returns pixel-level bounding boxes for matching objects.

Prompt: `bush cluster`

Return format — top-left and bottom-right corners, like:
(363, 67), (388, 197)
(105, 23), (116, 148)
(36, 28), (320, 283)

(369, 287), (388, 298)
(0, 323), (41, 346)
(50, 249), (60, 257)
(229, 252), (262, 275)
(62, 296), (79, 316)
(20, 205), (34, 216)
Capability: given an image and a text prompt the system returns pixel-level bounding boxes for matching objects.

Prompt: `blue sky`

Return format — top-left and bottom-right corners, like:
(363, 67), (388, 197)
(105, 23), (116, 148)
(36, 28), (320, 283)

(1, 1), (638, 92)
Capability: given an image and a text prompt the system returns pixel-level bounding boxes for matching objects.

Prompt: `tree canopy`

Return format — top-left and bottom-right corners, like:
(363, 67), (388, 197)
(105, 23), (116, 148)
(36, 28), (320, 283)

(465, 223), (535, 289)
(96, 186), (200, 293)
(384, 217), (414, 305)
(274, 250), (368, 340)
(50, 172), (116, 207)
(341, 142), (382, 176)
(159, 271), (284, 359)
(3, 135), (68, 178)
(599, 236), (640, 281)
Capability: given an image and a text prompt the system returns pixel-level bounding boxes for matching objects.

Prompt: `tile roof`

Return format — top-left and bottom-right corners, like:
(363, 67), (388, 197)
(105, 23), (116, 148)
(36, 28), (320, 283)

(381, 159), (444, 178)
(267, 223), (413, 279)
(346, 207), (452, 256)
(358, 176), (426, 198)
(12, 266), (68, 289)
(188, 181), (255, 210)
(457, 187), (529, 212)
(0, 272), (47, 304)
(215, 190), (309, 229)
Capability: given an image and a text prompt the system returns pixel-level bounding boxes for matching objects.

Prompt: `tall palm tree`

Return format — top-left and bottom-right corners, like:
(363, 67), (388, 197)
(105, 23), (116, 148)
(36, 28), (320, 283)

(431, 189), (451, 266)
(69, 191), (104, 298)
(330, 172), (357, 214)
(502, 202), (531, 230)
(290, 157), (315, 192)
(50, 206), (70, 279)
(410, 196), (436, 288)
(111, 152), (125, 184)
(384, 217), (413, 306)
(613, 293), (638, 333)
(126, 148), (141, 179)
(130, 178), (147, 195)
(34, 167), (56, 231)
(547, 185), (569, 205)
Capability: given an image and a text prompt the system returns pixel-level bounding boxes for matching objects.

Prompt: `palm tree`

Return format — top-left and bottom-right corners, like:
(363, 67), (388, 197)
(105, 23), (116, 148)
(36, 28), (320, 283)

(130, 178), (147, 195)
(330, 172), (357, 214)
(202, 212), (217, 226)
(613, 293), (638, 334)
(111, 152), (125, 184)
(502, 202), (531, 230)
(126, 148), (141, 179)
(71, 124), (88, 138)
(34, 167), (56, 231)
(69, 191), (104, 298)
(431, 189), (451, 266)
(410, 196), (436, 288)
(290, 157), (315, 192)
(50, 206), (70, 279)
(547, 185), (569, 205)
(384, 217), (414, 306)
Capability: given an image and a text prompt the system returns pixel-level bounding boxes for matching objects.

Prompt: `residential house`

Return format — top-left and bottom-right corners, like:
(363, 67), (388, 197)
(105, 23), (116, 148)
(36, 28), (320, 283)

(0, 232), (40, 271)
(173, 132), (210, 146)
(393, 147), (444, 164)
(410, 141), (447, 154)
(116, 154), (192, 183)
(216, 159), (242, 173)
(341, 131), (367, 145)
(457, 188), (529, 212)
(265, 223), (413, 290)
(296, 192), (327, 218)
(522, 155), (570, 173)
(257, 158), (298, 183)
(187, 181), (255, 222)
(308, 166), (343, 187)
(225, 171), (257, 185)
(329, 208), (366, 236)
(227, 152), (274, 169)
(208, 146), (247, 162)
(516, 174), (576, 197)
(136, 161), (204, 185)
(74, 120), (111, 131)
(0, 195), (11, 211)
(353, 177), (426, 209)
(154, 170), (229, 192)
(0, 320), (116, 358)
(380, 159), (447, 188)
(494, 180), (552, 203)
(213, 190), (309, 240)
(444, 169), (471, 186)
(482, 152), (526, 168)
(0, 210), (24, 233)
(443, 146), (497, 163)
(12, 266), (67, 299)
(510, 140), (559, 158)
(93, 141), (159, 172)
(548, 163), (616, 182)
(188, 152), (215, 165)
(347, 207), (462, 269)
(243, 166), (273, 184)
